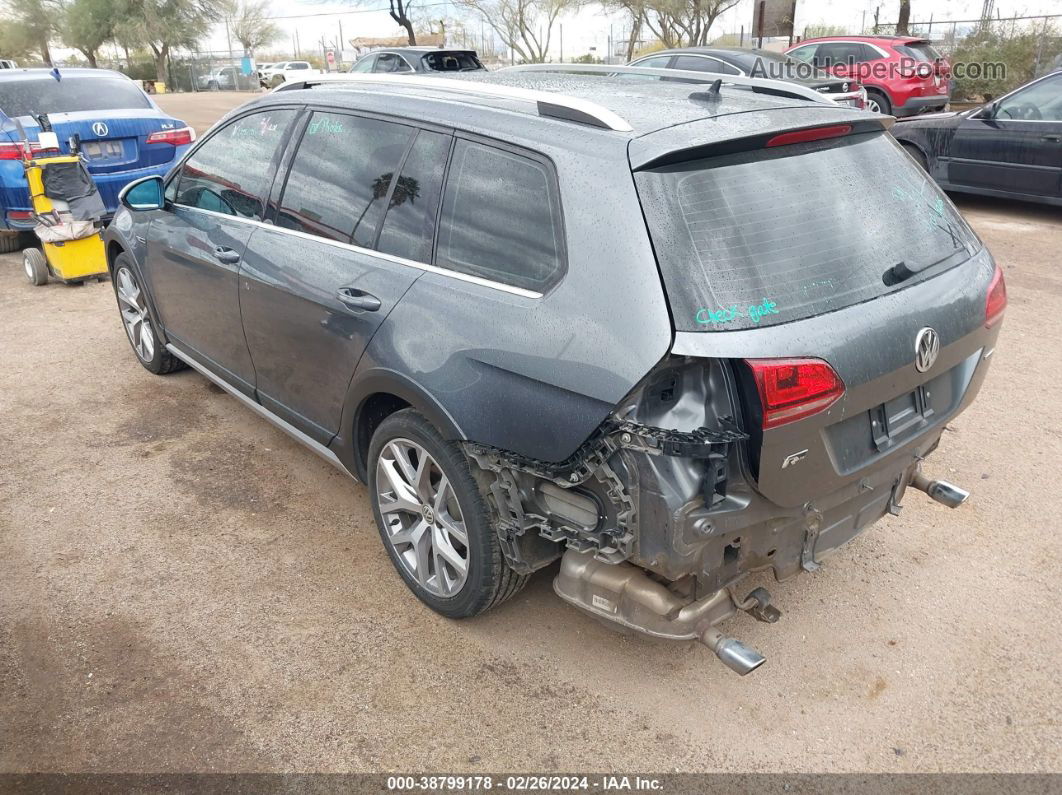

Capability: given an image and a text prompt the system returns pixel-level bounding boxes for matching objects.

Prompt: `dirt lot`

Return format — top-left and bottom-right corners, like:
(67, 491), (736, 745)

(1, 92), (1060, 773)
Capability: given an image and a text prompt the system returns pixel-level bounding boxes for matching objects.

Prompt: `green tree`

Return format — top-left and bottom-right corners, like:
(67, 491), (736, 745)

(221, 0), (281, 54)
(4, 0), (59, 65)
(118, 0), (217, 85)
(60, 0), (125, 67)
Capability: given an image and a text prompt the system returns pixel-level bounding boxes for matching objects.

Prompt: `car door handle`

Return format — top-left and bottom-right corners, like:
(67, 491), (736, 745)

(213, 246), (241, 264)
(1042, 134), (1061, 143)
(336, 287), (381, 312)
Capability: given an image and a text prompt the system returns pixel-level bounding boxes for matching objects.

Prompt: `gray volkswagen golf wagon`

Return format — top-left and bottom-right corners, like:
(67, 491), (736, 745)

(104, 67), (1005, 674)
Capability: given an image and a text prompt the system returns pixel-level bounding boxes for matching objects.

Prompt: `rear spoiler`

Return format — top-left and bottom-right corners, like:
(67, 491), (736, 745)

(629, 110), (893, 171)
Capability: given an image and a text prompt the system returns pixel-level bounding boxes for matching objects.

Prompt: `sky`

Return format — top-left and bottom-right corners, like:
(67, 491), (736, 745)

(191, 0), (1062, 64)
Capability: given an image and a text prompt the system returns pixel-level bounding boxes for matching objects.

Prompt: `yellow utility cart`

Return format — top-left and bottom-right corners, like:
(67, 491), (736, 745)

(22, 151), (108, 286)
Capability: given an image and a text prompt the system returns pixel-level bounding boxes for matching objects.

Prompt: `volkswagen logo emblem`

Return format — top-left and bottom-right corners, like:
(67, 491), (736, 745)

(914, 327), (940, 373)
(91, 121), (108, 137)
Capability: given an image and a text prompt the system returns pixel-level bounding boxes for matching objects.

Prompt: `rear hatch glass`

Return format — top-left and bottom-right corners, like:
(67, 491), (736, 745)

(895, 42), (944, 62)
(0, 76), (151, 118)
(635, 131), (979, 332)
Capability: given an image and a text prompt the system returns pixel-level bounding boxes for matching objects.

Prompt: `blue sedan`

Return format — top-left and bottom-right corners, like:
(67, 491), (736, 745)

(0, 68), (194, 251)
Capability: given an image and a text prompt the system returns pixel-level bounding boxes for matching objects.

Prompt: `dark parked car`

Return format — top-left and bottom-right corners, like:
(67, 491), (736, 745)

(629, 47), (866, 108)
(104, 67), (1003, 674)
(348, 47), (486, 74)
(892, 71), (1062, 206)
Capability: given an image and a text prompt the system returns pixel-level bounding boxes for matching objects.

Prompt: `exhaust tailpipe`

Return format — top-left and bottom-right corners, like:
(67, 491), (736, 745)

(911, 470), (969, 509)
(700, 628), (767, 676)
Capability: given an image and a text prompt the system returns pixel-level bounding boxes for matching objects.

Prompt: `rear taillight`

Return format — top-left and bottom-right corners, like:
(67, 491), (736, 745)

(7, 210), (33, 221)
(985, 265), (1007, 328)
(766, 124), (852, 148)
(0, 141), (42, 160)
(745, 358), (845, 430)
(145, 126), (195, 146)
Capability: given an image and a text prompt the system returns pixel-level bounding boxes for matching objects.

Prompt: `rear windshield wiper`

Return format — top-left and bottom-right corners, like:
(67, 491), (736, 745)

(884, 247), (966, 286)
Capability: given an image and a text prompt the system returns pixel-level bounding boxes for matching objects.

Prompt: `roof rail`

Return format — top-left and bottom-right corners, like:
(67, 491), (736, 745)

(500, 63), (835, 106)
(273, 73), (634, 132)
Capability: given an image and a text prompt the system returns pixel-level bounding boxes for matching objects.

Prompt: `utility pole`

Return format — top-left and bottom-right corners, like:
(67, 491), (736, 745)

(560, 24), (563, 63)
(295, 29), (301, 58)
(338, 20), (344, 69)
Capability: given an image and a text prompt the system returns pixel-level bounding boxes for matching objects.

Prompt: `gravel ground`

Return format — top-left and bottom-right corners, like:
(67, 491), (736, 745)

(0, 92), (1060, 773)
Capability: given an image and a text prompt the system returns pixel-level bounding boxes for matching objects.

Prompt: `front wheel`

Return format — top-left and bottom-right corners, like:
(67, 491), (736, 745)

(23, 248), (48, 285)
(112, 254), (185, 375)
(368, 409), (528, 618)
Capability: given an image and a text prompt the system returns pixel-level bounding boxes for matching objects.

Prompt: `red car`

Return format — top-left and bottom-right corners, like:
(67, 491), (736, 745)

(786, 35), (951, 117)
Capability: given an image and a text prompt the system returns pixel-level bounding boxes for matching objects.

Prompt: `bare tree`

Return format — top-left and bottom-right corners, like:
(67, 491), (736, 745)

(896, 0), (911, 35)
(222, 0), (281, 53)
(640, 0), (742, 48)
(454, 0), (582, 63)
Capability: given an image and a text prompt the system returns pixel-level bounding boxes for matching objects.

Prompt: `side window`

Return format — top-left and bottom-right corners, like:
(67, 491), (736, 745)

(997, 74), (1062, 121)
(350, 55), (376, 73)
(276, 111), (414, 246)
(173, 109), (294, 220)
(374, 54), (412, 73)
(635, 55), (672, 69)
(788, 44), (817, 64)
(436, 139), (563, 292)
(857, 44), (882, 63)
(672, 55), (740, 75)
(376, 129), (450, 263)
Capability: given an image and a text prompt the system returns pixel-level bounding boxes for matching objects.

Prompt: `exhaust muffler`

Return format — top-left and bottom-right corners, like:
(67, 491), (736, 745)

(910, 469), (969, 509)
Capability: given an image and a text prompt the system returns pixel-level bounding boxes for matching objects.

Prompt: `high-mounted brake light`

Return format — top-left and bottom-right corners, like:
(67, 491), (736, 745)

(985, 264), (1007, 328)
(145, 126), (195, 146)
(745, 358), (845, 430)
(0, 141), (42, 160)
(766, 124), (853, 148)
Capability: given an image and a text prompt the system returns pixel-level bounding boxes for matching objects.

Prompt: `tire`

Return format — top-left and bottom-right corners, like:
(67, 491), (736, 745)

(23, 248), (48, 285)
(112, 253), (186, 375)
(902, 143), (929, 172)
(368, 408), (528, 618)
(0, 231), (22, 254)
(865, 89), (892, 115)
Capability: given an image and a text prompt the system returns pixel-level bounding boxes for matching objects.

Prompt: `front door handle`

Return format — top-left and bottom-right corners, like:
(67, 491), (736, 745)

(336, 287), (381, 312)
(1041, 134), (1061, 143)
(214, 246), (241, 264)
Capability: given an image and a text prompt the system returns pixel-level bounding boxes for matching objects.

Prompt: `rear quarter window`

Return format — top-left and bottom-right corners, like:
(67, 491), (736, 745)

(635, 132), (980, 331)
(435, 139), (564, 293)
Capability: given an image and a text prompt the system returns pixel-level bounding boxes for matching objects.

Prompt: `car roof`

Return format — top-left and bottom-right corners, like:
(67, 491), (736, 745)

(0, 67), (132, 81)
(254, 72), (857, 140)
(795, 35), (928, 45)
(378, 46), (475, 53)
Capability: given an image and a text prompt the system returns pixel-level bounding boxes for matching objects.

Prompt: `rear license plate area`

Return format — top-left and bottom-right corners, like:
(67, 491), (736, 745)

(872, 386), (935, 450)
(83, 140), (124, 160)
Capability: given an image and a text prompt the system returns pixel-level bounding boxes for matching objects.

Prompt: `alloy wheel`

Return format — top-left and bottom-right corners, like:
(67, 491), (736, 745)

(116, 266), (155, 362)
(376, 438), (470, 597)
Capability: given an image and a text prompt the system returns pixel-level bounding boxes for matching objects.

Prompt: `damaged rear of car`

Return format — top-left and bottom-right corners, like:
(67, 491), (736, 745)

(461, 104), (1004, 674)
(108, 72), (1004, 676)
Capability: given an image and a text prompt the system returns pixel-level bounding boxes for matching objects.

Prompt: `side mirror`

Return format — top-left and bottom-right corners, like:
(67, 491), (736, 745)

(119, 175), (164, 211)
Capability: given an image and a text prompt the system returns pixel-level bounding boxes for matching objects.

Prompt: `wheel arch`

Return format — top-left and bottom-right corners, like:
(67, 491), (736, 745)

(339, 369), (467, 482)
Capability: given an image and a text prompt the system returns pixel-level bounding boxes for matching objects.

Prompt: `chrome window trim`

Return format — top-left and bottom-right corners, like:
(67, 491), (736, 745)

(170, 203), (544, 299)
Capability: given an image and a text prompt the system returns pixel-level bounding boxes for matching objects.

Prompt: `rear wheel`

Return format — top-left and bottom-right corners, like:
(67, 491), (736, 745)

(112, 253), (185, 375)
(23, 248), (48, 285)
(368, 408), (528, 618)
(865, 89), (892, 115)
